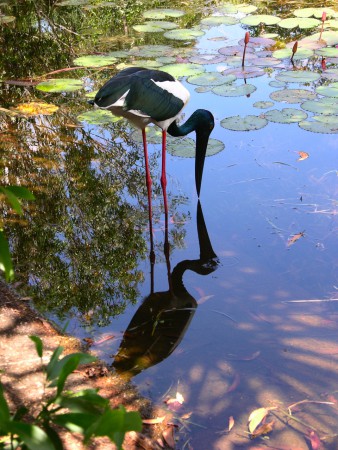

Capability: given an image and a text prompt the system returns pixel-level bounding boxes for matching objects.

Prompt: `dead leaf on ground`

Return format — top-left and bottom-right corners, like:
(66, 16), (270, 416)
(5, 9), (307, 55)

(162, 425), (176, 449)
(297, 151), (309, 161)
(309, 430), (323, 450)
(287, 231), (305, 247)
(228, 416), (235, 432)
(251, 420), (275, 439)
(142, 416), (166, 425)
(248, 407), (269, 433)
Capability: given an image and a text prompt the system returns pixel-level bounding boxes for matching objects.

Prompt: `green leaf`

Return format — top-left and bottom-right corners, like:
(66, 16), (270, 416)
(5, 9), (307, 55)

(0, 230), (14, 282)
(6, 422), (55, 450)
(0, 383), (10, 426)
(0, 187), (23, 215)
(56, 390), (108, 413)
(46, 346), (64, 380)
(5, 186), (35, 201)
(29, 336), (43, 358)
(53, 412), (98, 433)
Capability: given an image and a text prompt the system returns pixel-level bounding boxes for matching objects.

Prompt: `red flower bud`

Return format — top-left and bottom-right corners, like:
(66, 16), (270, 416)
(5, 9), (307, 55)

(244, 32), (250, 45)
(322, 11), (327, 22)
(292, 41), (298, 54)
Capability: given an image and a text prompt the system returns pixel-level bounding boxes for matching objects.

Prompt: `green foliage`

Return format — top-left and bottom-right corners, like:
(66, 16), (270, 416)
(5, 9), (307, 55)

(0, 337), (142, 450)
(0, 186), (35, 282)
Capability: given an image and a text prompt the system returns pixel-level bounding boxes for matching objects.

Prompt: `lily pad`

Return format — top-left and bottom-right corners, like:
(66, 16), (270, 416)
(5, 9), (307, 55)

(250, 57), (280, 67)
(241, 14), (281, 26)
(275, 70), (320, 83)
(189, 54), (226, 65)
(116, 60), (163, 71)
(220, 115), (268, 131)
(143, 8), (185, 19)
(253, 101), (274, 109)
(322, 69), (338, 81)
(301, 98), (338, 115)
(278, 17), (320, 29)
(270, 88), (316, 103)
(300, 31), (338, 47)
(11, 102), (59, 116)
(269, 80), (286, 88)
(315, 47), (338, 58)
(237, 5), (257, 14)
(77, 109), (122, 125)
(131, 126), (162, 144)
(167, 137), (224, 157)
(316, 82), (338, 97)
(222, 67), (264, 79)
(128, 45), (173, 58)
(163, 28), (205, 41)
(299, 118), (338, 133)
(73, 55), (117, 67)
(36, 78), (83, 93)
(200, 16), (238, 26)
(133, 21), (178, 32)
(187, 72), (235, 86)
(293, 7), (336, 18)
(212, 83), (256, 97)
(264, 108), (308, 123)
(160, 63), (205, 78)
(219, 45), (254, 56)
(272, 48), (313, 60)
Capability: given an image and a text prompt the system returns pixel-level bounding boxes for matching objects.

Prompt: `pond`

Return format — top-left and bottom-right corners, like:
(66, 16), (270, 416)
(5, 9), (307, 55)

(1, 0), (338, 448)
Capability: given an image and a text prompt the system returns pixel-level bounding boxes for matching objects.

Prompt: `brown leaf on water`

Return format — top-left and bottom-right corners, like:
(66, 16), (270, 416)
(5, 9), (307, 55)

(225, 372), (240, 393)
(228, 416), (235, 432)
(180, 412), (192, 420)
(297, 151), (309, 161)
(251, 420), (275, 439)
(162, 425), (175, 449)
(142, 416), (166, 425)
(287, 231), (305, 247)
(248, 407), (269, 433)
(11, 102), (59, 116)
(309, 430), (323, 450)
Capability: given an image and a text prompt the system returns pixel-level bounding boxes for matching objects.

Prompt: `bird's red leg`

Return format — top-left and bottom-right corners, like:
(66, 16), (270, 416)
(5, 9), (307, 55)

(161, 130), (170, 257)
(142, 128), (155, 265)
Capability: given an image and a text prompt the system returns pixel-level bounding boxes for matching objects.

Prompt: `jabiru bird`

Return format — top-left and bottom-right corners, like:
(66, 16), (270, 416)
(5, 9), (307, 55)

(91, 67), (214, 221)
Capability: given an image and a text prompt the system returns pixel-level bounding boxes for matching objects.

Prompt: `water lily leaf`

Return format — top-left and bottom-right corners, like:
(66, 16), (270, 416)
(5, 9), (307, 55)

(301, 98), (338, 115)
(187, 72), (235, 86)
(272, 48), (313, 59)
(116, 60), (163, 71)
(0, 15), (15, 23)
(212, 83), (256, 97)
(300, 31), (338, 46)
(167, 137), (224, 158)
(270, 89), (316, 103)
(219, 45), (254, 56)
(143, 8), (185, 19)
(222, 67), (264, 78)
(253, 101), (274, 109)
(316, 82), (338, 97)
(131, 126), (162, 144)
(299, 118), (338, 133)
(315, 47), (338, 58)
(238, 36), (276, 48)
(248, 407), (269, 433)
(322, 68), (338, 81)
(77, 110), (122, 125)
(278, 17), (320, 29)
(220, 115), (268, 131)
(12, 102), (59, 116)
(73, 55), (117, 67)
(264, 108), (308, 123)
(133, 21), (178, 32)
(293, 7), (336, 18)
(128, 45), (173, 58)
(160, 63), (205, 78)
(189, 54), (226, 65)
(36, 78), (83, 93)
(200, 16), (238, 26)
(250, 56), (280, 67)
(241, 14), (281, 26)
(218, 4), (238, 14)
(269, 80), (286, 88)
(163, 28), (205, 41)
(275, 70), (320, 83)
(237, 5), (257, 14)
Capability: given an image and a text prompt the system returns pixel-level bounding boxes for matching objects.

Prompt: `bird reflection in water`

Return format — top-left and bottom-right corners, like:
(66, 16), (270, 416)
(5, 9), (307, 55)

(112, 201), (219, 378)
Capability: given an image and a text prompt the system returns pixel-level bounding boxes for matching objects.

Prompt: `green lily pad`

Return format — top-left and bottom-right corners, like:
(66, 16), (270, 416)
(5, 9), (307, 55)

(322, 69), (338, 81)
(218, 4), (238, 14)
(237, 5), (257, 14)
(301, 98), (338, 115)
(160, 63), (205, 78)
(299, 118), (338, 133)
(269, 80), (286, 88)
(219, 45), (254, 56)
(270, 89), (316, 103)
(163, 28), (205, 41)
(315, 47), (338, 58)
(167, 137), (224, 157)
(129, 45), (173, 58)
(250, 56), (280, 67)
(316, 83), (338, 97)
(200, 16), (238, 26)
(143, 8), (185, 19)
(189, 54), (226, 65)
(73, 55), (117, 67)
(133, 21), (178, 32)
(300, 31), (338, 47)
(275, 70), (320, 83)
(241, 14), (281, 26)
(77, 109), (122, 125)
(293, 7), (336, 18)
(0, 15), (15, 23)
(277, 17), (320, 29)
(220, 115), (268, 131)
(116, 60), (163, 71)
(264, 108), (308, 123)
(212, 83), (256, 97)
(131, 126), (162, 144)
(253, 101), (274, 109)
(36, 78), (83, 93)
(272, 48), (313, 60)
(222, 67), (264, 78)
(187, 72), (235, 86)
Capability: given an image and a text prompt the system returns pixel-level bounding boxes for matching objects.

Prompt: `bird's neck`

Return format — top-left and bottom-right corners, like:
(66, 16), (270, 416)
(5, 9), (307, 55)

(167, 114), (196, 137)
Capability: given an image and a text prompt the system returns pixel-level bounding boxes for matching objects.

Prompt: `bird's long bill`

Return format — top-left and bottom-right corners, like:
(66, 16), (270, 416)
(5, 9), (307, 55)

(195, 131), (210, 197)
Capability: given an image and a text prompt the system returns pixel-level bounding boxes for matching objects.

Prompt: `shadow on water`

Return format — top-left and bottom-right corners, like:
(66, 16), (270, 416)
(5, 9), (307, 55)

(112, 200), (219, 378)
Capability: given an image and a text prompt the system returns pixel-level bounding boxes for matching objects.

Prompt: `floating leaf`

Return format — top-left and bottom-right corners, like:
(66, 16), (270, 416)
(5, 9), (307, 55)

(248, 407), (269, 433)
(160, 63), (205, 78)
(253, 101), (274, 109)
(293, 7), (336, 19)
(241, 14), (281, 26)
(167, 137), (224, 157)
(220, 115), (268, 131)
(278, 17), (320, 29)
(133, 21), (178, 32)
(251, 420), (275, 438)
(143, 8), (185, 19)
(219, 45), (254, 56)
(269, 80), (286, 88)
(36, 78), (83, 93)
(309, 430), (322, 450)
(228, 416), (235, 432)
(200, 16), (238, 26)
(264, 108), (308, 123)
(222, 67), (264, 78)
(275, 71), (320, 83)
(116, 60), (163, 70)
(315, 47), (338, 58)
(287, 231), (305, 247)
(162, 425), (175, 449)
(163, 28), (205, 41)
(129, 45), (173, 57)
(142, 416), (166, 425)
(11, 102), (59, 116)
(187, 72), (235, 86)
(73, 54), (117, 67)
(316, 82), (338, 98)
(212, 83), (257, 97)
(270, 89), (316, 103)
(189, 54), (226, 65)
(300, 31), (338, 47)
(131, 126), (162, 144)
(301, 98), (338, 115)
(297, 151), (309, 160)
(299, 118), (338, 133)
(272, 48), (313, 60)
(77, 110), (122, 125)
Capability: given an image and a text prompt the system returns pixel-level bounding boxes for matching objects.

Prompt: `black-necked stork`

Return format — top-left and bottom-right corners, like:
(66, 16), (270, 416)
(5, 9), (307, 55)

(92, 67), (214, 217)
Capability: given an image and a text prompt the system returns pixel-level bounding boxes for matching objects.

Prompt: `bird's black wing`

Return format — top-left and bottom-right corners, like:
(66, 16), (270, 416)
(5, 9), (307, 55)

(124, 73), (185, 122)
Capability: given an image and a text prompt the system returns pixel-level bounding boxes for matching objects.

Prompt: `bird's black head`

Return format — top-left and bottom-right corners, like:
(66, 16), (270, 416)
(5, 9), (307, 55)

(191, 109), (214, 136)
(193, 110), (214, 197)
